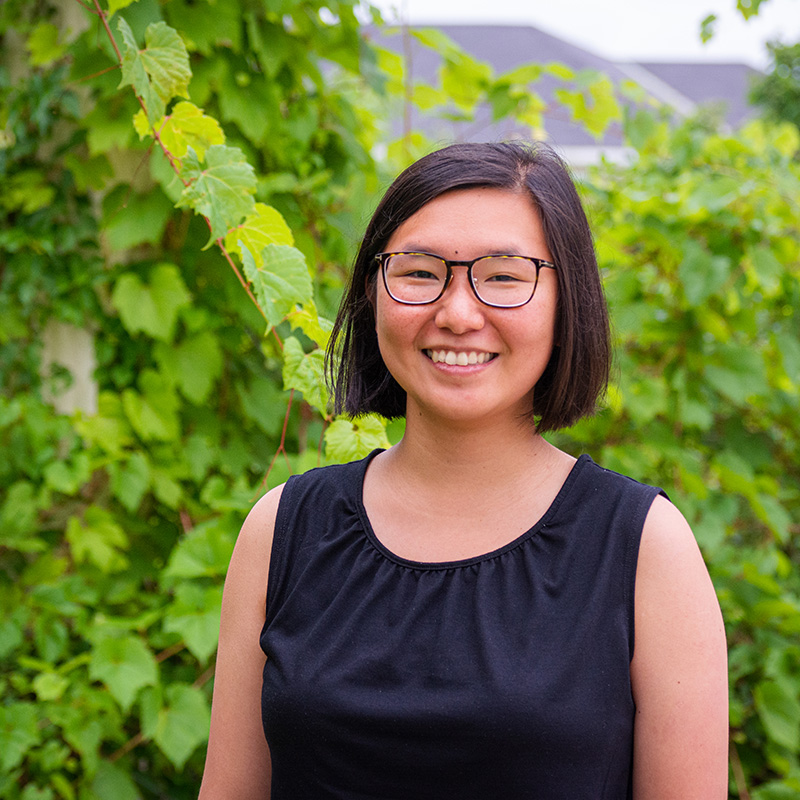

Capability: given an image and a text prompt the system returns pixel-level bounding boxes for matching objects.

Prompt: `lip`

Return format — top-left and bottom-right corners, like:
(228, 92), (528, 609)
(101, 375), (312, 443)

(423, 348), (498, 367)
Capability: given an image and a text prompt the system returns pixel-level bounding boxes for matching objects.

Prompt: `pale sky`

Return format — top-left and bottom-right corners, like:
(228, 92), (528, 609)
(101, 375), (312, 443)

(371, 0), (800, 68)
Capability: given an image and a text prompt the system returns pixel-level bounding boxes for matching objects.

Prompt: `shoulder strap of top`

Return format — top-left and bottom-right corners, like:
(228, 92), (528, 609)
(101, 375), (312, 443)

(553, 457), (667, 656)
(265, 453), (379, 621)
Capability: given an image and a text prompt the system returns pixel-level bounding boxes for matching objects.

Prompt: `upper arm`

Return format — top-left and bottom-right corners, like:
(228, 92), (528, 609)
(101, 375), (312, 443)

(199, 484), (284, 800)
(631, 495), (728, 800)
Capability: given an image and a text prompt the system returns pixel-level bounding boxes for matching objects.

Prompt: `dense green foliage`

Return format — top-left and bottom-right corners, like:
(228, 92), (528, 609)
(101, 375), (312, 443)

(1, 1), (799, 798)
(751, 41), (800, 130)
(563, 113), (800, 798)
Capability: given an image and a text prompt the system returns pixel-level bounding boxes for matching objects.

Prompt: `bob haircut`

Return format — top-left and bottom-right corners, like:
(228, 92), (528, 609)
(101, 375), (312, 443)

(326, 141), (610, 433)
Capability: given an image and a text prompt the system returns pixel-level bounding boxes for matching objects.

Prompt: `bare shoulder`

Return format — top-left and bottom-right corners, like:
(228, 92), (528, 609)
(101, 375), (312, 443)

(634, 493), (725, 664)
(198, 483), (285, 799)
(219, 484), (285, 616)
(234, 483), (285, 565)
(631, 494), (729, 799)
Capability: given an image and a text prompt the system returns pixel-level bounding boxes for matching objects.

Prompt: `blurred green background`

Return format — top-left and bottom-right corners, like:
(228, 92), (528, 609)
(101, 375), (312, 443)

(1, 0), (799, 797)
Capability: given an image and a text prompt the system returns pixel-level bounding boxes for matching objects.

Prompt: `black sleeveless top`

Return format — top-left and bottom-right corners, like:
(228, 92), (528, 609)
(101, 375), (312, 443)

(260, 451), (664, 799)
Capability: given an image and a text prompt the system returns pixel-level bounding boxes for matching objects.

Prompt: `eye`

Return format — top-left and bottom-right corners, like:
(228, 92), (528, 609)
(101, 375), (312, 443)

(403, 268), (439, 280)
(475, 257), (534, 284)
(386, 254), (445, 282)
(484, 272), (521, 283)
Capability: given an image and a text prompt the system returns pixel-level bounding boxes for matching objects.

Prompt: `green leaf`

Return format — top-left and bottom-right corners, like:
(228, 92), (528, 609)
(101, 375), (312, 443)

(225, 203), (294, 263)
(150, 467), (183, 508)
(134, 101), (226, 160)
(241, 244), (313, 329)
(700, 14), (717, 43)
(33, 672), (70, 702)
(155, 330), (223, 404)
(111, 263), (191, 342)
(109, 452), (151, 512)
(679, 239), (731, 306)
(89, 635), (158, 711)
(118, 19), (191, 123)
(74, 393), (135, 456)
(752, 494), (793, 543)
(0, 482), (39, 545)
(34, 615), (69, 663)
(102, 188), (173, 251)
(91, 760), (142, 800)
(754, 680), (800, 751)
(545, 62), (575, 81)
(685, 175), (740, 215)
(282, 336), (328, 413)
(122, 369), (181, 442)
(775, 330), (800, 387)
(0, 170), (56, 214)
(324, 415), (390, 464)
(44, 452), (91, 495)
(162, 518), (236, 580)
(0, 703), (41, 771)
(152, 684), (210, 769)
(63, 152), (113, 192)
(0, 608), (27, 660)
(441, 51), (492, 112)
(748, 246), (784, 297)
(737, 0), (768, 20)
(554, 74), (621, 138)
(107, 0), (139, 17)
(163, 583), (222, 662)
(66, 507), (129, 573)
(706, 347), (767, 405)
(179, 145), (256, 246)
(27, 23), (66, 66)
(286, 301), (333, 349)
(500, 63), (544, 85)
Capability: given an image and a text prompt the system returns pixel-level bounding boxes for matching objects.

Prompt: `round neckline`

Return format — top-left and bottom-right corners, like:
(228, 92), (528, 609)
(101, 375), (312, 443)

(354, 450), (592, 571)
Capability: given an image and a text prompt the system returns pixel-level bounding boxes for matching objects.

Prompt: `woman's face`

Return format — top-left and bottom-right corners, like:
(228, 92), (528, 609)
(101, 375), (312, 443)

(375, 187), (558, 428)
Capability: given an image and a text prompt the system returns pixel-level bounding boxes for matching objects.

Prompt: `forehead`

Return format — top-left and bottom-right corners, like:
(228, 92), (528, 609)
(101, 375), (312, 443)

(384, 187), (549, 259)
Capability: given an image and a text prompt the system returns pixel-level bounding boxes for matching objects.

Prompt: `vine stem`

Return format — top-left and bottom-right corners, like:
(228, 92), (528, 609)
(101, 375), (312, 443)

(90, 0), (122, 62)
(729, 734), (751, 800)
(253, 389), (296, 500)
(81, 0), (270, 323)
(108, 732), (143, 763)
(218, 237), (267, 321)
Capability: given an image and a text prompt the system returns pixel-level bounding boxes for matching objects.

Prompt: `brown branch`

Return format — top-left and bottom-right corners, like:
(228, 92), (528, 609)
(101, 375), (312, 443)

(219, 239), (267, 320)
(91, 0), (122, 62)
(179, 508), (193, 533)
(252, 389), (296, 500)
(729, 733), (751, 800)
(156, 641), (186, 663)
(193, 661), (216, 689)
(73, 63), (120, 83)
(108, 731), (143, 763)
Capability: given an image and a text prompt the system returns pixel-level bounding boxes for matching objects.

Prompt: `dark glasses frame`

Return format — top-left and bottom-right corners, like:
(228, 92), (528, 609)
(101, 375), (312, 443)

(374, 251), (558, 308)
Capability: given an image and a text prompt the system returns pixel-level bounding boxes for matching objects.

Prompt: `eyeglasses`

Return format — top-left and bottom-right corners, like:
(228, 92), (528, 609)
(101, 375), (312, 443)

(375, 251), (557, 308)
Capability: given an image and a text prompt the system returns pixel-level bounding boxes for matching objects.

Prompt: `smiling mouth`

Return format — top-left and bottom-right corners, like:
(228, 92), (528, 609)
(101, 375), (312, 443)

(424, 349), (497, 366)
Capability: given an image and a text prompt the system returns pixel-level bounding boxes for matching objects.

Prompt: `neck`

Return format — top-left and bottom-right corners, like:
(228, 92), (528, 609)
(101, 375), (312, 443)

(386, 404), (555, 494)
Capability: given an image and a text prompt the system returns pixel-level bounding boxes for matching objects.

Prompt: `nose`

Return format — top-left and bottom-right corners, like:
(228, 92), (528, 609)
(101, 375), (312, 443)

(433, 267), (486, 334)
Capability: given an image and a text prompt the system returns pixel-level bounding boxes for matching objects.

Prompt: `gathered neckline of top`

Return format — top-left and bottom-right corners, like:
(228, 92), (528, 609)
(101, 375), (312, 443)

(354, 450), (593, 571)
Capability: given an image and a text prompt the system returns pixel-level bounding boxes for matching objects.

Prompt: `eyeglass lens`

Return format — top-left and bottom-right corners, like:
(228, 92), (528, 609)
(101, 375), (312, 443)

(383, 253), (538, 306)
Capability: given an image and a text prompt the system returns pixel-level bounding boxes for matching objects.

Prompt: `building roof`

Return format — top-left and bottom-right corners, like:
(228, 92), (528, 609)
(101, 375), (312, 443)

(633, 62), (762, 127)
(368, 24), (763, 164)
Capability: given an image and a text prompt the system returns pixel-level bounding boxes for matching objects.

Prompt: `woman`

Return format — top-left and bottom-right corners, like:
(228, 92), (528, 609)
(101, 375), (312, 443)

(199, 142), (728, 799)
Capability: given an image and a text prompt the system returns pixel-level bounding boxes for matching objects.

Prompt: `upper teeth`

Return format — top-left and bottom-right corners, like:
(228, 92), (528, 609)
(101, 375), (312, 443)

(426, 350), (494, 365)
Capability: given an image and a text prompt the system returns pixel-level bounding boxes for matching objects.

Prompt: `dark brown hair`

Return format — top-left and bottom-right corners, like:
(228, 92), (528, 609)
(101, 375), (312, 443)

(326, 141), (610, 433)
